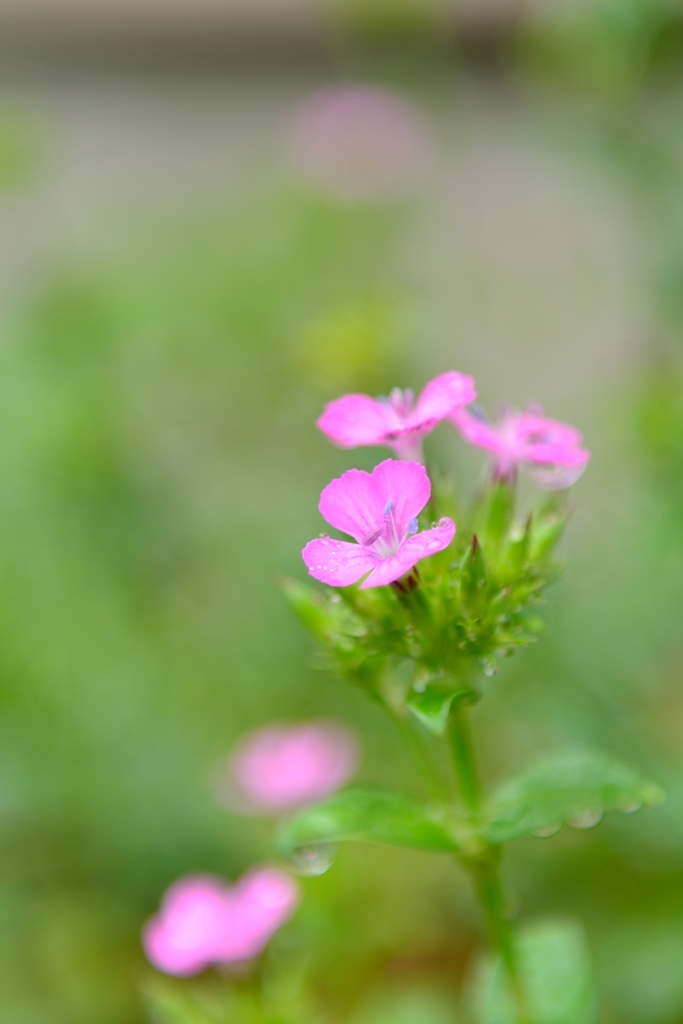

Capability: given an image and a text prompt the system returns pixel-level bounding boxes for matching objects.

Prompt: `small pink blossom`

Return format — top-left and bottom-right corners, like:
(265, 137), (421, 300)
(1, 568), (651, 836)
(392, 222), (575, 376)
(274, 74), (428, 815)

(451, 404), (590, 489)
(302, 458), (455, 589)
(217, 721), (359, 814)
(317, 371), (476, 462)
(288, 85), (435, 202)
(143, 868), (299, 977)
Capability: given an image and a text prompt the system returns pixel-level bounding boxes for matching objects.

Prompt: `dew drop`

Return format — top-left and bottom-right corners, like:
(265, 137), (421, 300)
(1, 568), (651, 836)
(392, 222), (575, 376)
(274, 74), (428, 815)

(480, 658), (499, 677)
(569, 810), (603, 830)
(319, 533), (329, 539)
(620, 801), (642, 814)
(437, 517), (450, 528)
(290, 843), (338, 877)
(533, 823), (562, 839)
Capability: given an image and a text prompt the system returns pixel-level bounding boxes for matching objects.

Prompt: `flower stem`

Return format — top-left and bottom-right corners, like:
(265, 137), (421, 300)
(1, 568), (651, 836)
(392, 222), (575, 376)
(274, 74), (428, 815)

(448, 700), (529, 1023)
(390, 707), (448, 803)
(448, 698), (481, 814)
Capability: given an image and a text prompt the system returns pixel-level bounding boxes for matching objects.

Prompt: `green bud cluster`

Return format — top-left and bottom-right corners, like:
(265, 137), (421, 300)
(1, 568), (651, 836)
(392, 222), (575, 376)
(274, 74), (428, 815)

(283, 480), (568, 733)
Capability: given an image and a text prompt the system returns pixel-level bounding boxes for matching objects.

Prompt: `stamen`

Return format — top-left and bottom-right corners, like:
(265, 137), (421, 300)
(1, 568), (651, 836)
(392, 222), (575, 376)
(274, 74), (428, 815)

(362, 526), (383, 547)
(407, 517), (418, 536)
(383, 500), (395, 515)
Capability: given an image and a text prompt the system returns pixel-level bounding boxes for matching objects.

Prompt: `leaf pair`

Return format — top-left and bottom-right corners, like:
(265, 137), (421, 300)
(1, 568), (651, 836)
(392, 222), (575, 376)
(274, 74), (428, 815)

(275, 752), (664, 863)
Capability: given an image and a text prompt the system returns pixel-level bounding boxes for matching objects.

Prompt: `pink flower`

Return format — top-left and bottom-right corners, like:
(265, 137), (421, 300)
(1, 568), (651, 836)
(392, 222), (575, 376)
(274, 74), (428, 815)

(451, 404), (590, 489)
(217, 721), (359, 814)
(287, 85), (435, 202)
(317, 372), (476, 462)
(143, 868), (299, 977)
(302, 459), (455, 589)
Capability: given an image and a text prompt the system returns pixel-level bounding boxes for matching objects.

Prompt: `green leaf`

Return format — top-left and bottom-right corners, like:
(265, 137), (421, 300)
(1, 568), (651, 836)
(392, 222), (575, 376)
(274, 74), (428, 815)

(470, 918), (598, 1024)
(406, 683), (473, 735)
(529, 503), (569, 561)
(484, 751), (664, 845)
(275, 788), (464, 863)
(460, 534), (488, 614)
(484, 480), (515, 545)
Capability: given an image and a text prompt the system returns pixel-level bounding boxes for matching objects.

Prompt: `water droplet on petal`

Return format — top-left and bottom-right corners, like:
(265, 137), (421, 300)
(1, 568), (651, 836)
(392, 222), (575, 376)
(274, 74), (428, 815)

(569, 810), (603, 830)
(290, 843), (338, 876)
(437, 517), (450, 528)
(533, 823), (562, 838)
(319, 533), (329, 539)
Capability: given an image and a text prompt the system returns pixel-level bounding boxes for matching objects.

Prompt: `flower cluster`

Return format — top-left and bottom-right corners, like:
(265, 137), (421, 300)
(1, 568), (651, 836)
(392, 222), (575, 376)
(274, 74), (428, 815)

(307, 372), (589, 591)
(291, 372), (589, 714)
(143, 869), (299, 976)
(143, 721), (358, 976)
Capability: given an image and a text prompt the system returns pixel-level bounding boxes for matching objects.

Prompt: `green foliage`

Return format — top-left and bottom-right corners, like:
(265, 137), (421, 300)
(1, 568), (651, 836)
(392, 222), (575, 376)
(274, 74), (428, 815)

(275, 787), (465, 861)
(518, 0), (680, 96)
(275, 752), (662, 869)
(143, 976), (306, 1024)
(0, 104), (43, 191)
(470, 919), (598, 1024)
(483, 752), (664, 845)
(405, 682), (470, 735)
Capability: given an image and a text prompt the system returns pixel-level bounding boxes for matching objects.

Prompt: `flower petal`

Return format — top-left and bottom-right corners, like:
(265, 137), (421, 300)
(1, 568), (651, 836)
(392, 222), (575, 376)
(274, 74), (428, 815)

(451, 406), (508, 455)
(319, 467), (387, 540)
(317, 394), (400, 448)
(516, 408), (590, 481)
(370, 458), (431, 536)
(411, 371), (476, 428)
(525, 459), (589, 490)
(226, 722), (359, 813)
(516, 407), (584, 449)
(143, 876), (233, 976)
(302, 537), (374, 586)
(360, 517), (455, 588)
(216, 869), (300, 962)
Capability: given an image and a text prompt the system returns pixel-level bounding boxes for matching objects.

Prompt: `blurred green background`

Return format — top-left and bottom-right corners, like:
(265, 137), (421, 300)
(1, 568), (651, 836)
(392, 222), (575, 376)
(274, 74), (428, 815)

(2, 1), (683, 1021)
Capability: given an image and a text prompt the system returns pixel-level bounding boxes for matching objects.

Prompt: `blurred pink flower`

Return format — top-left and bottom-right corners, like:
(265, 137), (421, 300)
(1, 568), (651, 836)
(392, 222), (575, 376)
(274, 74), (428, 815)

(317, 372), (476, 462)
(288, 85), (435, 202)
(143, 868), (299, 977)
(303, 458), (454, 589)
(222, 721), (359, 814)
(452, 404), (590, 489)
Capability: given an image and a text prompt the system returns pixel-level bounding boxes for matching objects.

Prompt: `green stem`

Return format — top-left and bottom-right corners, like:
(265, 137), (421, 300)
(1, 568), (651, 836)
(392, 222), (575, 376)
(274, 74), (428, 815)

(448, 698), (481, 814)
(448, 700), (528, 1023)
(389, 707), (448, 804)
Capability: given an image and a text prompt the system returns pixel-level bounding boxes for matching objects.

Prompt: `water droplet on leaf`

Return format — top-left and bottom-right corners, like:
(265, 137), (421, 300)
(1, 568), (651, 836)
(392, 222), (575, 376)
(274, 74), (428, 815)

(290, 843), (337, 876)
(569, 810), (603, 830)
(533, 823), (562, 838)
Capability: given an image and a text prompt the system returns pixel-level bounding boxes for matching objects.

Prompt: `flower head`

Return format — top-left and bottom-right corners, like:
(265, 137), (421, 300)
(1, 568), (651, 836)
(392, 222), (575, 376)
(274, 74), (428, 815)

(143, 868), (299, 977)
(302, 458), (455, 589)
(216, 721), (359, 814)
(288, 85), (435, 202)
(452, 404), (590, 489)
(317, 371), (476, 462)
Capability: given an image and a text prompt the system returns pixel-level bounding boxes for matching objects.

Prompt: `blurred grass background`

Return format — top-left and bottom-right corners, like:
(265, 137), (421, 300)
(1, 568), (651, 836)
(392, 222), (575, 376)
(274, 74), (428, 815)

(2, 1), (683, 1022)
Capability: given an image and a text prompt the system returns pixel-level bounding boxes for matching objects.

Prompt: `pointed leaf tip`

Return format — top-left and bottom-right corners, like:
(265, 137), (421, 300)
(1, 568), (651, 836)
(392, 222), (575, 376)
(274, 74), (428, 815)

(484, 751), (664, 845)
(407, 683), (475, 735)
